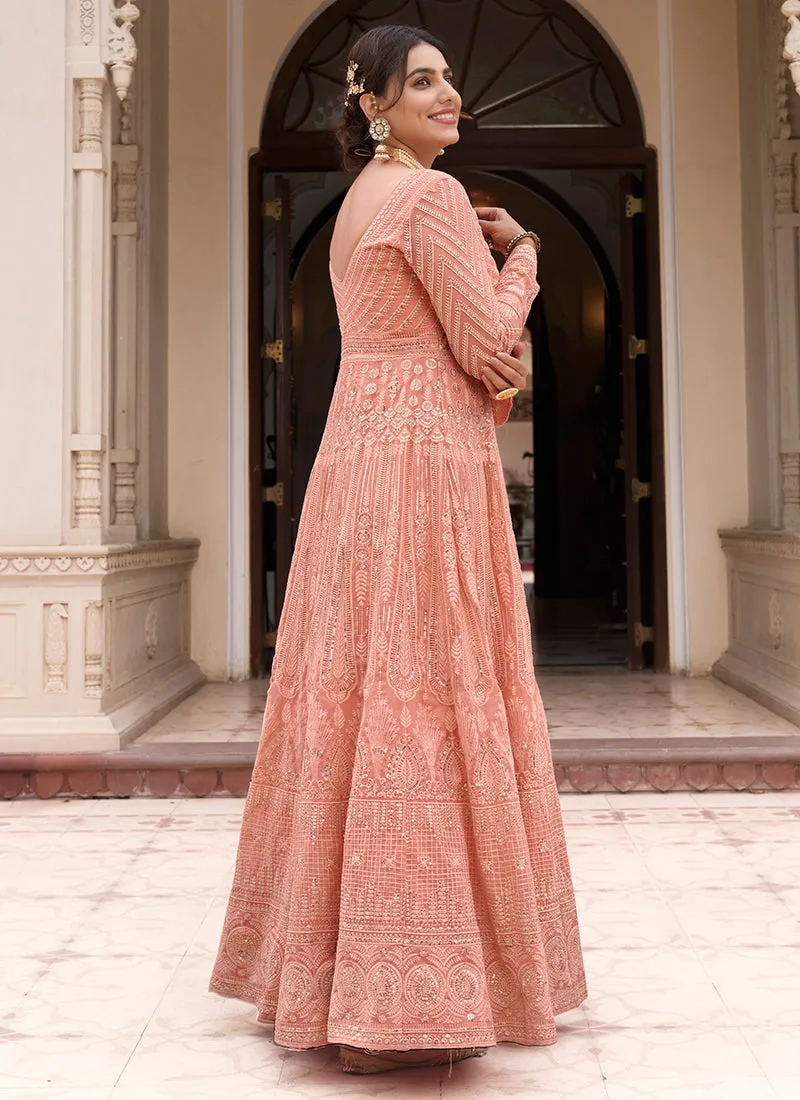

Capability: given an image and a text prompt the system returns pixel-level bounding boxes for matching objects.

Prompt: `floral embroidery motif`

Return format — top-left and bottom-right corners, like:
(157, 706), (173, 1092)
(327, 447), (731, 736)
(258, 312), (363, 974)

(209, 169), (586, 1050)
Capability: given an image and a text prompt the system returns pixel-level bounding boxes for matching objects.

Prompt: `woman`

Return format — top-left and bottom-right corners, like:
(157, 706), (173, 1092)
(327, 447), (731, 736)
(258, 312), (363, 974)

(209, 24), (587, 1074)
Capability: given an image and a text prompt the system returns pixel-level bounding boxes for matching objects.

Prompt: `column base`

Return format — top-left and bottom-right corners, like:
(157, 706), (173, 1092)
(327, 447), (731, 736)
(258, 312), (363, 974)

(714, 528), (800, 728)
(0, 540), (204, 751)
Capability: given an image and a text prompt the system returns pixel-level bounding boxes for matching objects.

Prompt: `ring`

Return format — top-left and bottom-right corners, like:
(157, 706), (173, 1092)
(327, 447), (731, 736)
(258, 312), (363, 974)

(495, 387), (519, 401)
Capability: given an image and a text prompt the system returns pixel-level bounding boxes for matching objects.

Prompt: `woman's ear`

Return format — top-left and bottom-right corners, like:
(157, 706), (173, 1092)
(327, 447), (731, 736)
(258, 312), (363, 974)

(358, 91), (374, 124)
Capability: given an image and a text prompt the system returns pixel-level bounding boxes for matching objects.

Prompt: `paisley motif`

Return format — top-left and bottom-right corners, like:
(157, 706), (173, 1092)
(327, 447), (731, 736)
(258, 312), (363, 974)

(209, 169), (586, 1051)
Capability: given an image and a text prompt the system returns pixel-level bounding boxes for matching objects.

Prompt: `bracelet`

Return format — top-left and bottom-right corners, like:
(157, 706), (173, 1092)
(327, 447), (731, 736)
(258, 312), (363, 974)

(506, 230), (541, 257)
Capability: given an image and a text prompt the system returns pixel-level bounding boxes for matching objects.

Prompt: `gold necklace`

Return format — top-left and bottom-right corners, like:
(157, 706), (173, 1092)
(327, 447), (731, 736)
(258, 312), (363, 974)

(374, 143), (425, 171)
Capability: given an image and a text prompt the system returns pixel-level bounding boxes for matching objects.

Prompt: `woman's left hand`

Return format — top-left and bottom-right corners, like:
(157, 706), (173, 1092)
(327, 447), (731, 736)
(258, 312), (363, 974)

(482, 340), (529, 398)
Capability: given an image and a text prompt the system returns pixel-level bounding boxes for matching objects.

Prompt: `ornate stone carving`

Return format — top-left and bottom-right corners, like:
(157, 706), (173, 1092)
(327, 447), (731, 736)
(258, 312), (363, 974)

(112, 155), (138, 223)
(107, 1), (140, 102)
(112, 462), (137, 525)
(79, 0), (97, 46)
(719, 528), (800, 559)
(145, 602), (159, 659)
(773, 152), (796, 213)
(768, 590), (784, 650)
(784, 1), (800, 97)
(77, 78), (104, 152)
(782, 452), (800, 527)
(73, 450), (103, 528)
(0, 541), (199, 576)
(44, 604), (69, 693)
(84, 601), (104, 697)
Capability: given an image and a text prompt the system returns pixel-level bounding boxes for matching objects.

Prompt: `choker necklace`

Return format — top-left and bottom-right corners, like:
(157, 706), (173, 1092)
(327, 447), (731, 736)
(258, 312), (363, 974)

(374, 145), (426, 171)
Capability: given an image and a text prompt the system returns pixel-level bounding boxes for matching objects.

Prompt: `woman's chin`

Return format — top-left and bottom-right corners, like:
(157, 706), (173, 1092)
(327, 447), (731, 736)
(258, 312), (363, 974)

(438, 129), (460, 147)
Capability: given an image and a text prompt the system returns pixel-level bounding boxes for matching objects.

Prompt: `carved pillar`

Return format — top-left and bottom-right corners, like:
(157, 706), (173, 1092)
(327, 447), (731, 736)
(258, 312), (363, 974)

(67, 1), (140, 544)
(773, 3), (800, 528)
(110, 96), (141, 537)
(70, 75), (108, 539)
(784, 0), (800, 96)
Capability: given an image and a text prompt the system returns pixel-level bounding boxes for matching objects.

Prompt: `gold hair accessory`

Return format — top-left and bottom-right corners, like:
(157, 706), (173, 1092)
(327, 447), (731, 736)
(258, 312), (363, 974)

(495, 387), (519, 401)
(505, 230), (541, 256)
(345, 60), (365, 100)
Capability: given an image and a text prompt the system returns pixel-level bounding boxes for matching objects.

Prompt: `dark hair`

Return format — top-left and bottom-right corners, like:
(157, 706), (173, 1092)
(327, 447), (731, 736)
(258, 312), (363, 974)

(335, 25), (453, 173)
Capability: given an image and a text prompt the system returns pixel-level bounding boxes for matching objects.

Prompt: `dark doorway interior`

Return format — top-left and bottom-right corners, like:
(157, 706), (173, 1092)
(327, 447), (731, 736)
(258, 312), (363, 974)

(255, 165), (658, 673)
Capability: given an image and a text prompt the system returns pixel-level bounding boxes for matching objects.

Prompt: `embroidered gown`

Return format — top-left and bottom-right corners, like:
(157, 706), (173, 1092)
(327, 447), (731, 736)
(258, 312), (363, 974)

(209, 168), (587, 1051)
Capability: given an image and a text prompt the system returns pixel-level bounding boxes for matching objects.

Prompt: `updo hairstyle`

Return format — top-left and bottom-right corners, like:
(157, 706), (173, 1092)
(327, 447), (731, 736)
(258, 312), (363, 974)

(335, 25), (452, 173)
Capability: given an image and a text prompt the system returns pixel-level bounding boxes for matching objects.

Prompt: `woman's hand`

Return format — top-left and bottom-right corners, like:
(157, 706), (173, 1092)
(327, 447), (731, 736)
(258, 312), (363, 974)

(473, 205), (527, 254)
(482, 339), (530, 398)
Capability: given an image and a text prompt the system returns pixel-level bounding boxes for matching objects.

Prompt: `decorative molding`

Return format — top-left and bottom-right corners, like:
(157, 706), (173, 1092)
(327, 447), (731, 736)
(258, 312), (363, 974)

(112, 461), (137, 525)
(112, 153), (138, 223)
(782, 452), (800, 526)
(145, 602), (159, 659)
(44, 605), (69, 693)
(84, 601), (104, 697)
(719, 527), (800, 558)
(77, 78), (104, 152)
(73, 450), (103, 528)
(768, 590), (784, 650)
(784, 0), (800, 97)
(107, 1), (140, 102)
(0, 541), (200, 577)
(79, 0), (98, 46)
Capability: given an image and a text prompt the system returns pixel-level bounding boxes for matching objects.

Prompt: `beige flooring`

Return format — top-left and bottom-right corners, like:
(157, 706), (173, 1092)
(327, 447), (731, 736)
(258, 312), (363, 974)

(136, 672), (799, 744)
(1, 791), (799, 1098)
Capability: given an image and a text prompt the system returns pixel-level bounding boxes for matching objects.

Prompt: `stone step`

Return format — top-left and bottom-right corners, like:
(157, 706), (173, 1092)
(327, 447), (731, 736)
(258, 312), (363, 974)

(1, 735), (799, 799)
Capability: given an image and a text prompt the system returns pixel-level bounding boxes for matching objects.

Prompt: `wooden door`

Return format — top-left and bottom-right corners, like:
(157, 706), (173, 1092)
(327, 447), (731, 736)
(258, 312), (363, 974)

(249, 171), (293, 676)
(619, 172), (655, 669)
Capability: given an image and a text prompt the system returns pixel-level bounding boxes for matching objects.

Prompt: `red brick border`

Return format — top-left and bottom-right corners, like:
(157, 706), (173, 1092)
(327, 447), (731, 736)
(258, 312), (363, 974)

(0, 737), (799, 798)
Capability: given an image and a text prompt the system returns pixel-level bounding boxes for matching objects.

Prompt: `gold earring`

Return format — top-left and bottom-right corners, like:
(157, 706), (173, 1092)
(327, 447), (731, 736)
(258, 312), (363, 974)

(369, 115), (391, 160)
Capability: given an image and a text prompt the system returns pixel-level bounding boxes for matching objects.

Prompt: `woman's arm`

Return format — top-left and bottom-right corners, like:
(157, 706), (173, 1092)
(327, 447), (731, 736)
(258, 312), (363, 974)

(400, 170), (540, 416)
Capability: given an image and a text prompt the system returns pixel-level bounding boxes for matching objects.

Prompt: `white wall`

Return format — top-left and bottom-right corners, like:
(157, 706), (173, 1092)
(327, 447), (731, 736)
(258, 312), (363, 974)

(0, 3), (67, 544)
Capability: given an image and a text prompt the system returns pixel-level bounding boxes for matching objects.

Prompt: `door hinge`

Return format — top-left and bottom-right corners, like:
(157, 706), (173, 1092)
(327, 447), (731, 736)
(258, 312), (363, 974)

(625, 195), (645, 217)
(264, 630), (278, 647)
(262, 339), (283, 363)
(634, 622), (654, 647)
(262, 198), (282, 219)
(628, 336), (649, 359)
(262, 482), (284, 506)
(632, 478), (652, 502)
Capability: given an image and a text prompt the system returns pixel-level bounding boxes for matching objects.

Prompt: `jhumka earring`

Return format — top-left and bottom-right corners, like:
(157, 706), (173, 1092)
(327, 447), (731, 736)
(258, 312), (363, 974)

(369, 96), (392, 160)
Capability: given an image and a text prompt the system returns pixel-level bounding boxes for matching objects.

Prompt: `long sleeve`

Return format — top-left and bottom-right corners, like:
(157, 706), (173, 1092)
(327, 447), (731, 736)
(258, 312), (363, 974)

(400, 170), (539, 426)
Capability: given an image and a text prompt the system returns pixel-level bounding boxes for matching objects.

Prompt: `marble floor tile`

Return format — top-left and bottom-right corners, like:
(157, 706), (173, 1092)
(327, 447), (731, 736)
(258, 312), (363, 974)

(603, 1075), (777, 1100)
(0, 1034), (141, 1090)
(576, 889), (692, 950)
(770, 1078), (800, 1100)
(6, 954), (181, 1038)
(741, 1028), (800, 1076)
(5, 792), (800, 1096)
(135, 670), (800, 744)
(0, 1091), (113, 1100)
(590, 1026), (763, 1081)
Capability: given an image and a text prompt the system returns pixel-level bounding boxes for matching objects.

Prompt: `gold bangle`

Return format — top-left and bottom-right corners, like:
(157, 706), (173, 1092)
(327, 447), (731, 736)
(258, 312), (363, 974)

(495, 387), (519, 401)
(506, 230), (541, 256)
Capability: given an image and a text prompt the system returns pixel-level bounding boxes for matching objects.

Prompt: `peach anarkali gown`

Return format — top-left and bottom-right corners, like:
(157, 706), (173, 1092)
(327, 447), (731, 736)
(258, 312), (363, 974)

(209, 168), (587, 1052)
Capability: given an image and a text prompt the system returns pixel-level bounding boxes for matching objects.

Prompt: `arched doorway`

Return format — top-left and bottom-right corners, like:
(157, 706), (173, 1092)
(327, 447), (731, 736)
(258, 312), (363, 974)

(249, 0), (667, 676)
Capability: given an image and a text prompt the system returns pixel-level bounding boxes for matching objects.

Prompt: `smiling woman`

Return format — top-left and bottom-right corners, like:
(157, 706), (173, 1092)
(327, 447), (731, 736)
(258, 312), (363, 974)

(209, 23), (585, 1077)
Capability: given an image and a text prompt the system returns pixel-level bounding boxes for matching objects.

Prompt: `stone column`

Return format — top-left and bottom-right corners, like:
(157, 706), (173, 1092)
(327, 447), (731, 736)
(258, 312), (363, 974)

(70, 73), (108, 540)
(110, 97), (141, 539)
(0, 2), (204, 752)
(715, 1), (800, 725)
(775, 5), (800, 529)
